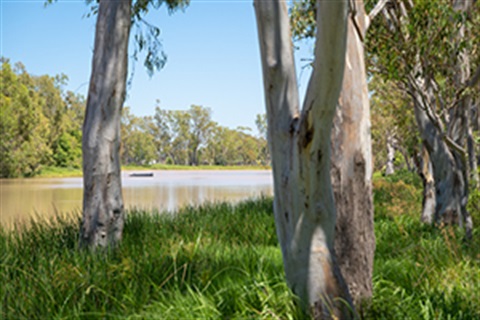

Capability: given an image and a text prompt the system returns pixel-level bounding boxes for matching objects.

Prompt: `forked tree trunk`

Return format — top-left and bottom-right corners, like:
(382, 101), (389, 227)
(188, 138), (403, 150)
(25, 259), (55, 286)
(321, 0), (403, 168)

(80, 0), (132, 248)
(330, 1), (375, 307)
(255, 1), (355, 318)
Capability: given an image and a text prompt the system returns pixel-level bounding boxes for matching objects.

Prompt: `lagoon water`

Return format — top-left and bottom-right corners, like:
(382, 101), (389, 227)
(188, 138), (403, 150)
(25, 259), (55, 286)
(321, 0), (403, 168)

(0, 170), (273, 229)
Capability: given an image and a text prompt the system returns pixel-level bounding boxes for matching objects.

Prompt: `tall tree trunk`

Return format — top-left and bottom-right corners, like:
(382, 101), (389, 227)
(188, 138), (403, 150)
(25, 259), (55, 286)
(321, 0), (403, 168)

(410, 81), (470, 230)
(80, 0), (132, 248)
(255, 1), (355, 318)
(330, 1), (375, 307)
(419, 144), (435, 224)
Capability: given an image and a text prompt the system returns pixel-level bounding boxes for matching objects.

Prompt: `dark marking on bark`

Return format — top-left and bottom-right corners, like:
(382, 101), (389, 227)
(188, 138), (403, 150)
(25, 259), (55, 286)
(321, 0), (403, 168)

(284, 211), (289, 223)
(303, 128), (313, 148)
(290, 116), (299, 135)
(317, 150), (323, 163)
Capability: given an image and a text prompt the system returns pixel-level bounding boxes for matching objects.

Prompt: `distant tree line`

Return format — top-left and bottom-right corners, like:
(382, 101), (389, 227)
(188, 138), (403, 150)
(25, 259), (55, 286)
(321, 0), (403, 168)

(0, 58), (269, 178)
(121, 104), (269, 167)
(1, 59), (85, 177)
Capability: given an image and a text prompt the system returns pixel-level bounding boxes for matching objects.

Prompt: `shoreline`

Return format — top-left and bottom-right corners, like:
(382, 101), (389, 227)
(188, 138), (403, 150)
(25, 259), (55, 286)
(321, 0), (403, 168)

(1, 165), (272, 179)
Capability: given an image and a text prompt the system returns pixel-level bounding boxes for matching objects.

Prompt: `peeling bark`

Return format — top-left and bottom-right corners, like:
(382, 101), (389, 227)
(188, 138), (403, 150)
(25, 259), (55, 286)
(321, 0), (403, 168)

(80, 0), (132, 248)
(331, 1), (375, 307)
(255, 0), (355, 318)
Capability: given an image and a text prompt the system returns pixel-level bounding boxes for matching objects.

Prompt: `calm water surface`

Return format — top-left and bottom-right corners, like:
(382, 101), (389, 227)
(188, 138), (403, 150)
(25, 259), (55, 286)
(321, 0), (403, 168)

(0, 170), (273, 228)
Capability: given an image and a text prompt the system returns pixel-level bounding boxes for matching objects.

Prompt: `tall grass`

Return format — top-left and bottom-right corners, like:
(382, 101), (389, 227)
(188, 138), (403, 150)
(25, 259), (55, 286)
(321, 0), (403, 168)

(1, 172), (479, 319)
(1, 198), (305, 319)
(366, 172), (480, 319)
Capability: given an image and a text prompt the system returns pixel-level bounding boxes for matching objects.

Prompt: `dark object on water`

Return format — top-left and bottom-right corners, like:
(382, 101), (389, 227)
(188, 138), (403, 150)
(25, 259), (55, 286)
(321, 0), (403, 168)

(129, 172), (154, 177)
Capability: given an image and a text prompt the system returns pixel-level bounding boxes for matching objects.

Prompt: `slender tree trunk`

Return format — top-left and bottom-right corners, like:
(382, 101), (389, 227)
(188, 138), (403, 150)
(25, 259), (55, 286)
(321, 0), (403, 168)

(80, 0), (132, 248)
(419, 144), (435, 224)
(330, 1), (375, 307)
(255, 1), (355, 318)
(385, 133), (395, 175)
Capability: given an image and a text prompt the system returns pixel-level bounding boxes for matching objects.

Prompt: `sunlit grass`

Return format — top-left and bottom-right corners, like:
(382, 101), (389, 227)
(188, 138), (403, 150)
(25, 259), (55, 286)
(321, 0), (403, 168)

(1, 172), (479, 319)
(36, 165), (84, 178)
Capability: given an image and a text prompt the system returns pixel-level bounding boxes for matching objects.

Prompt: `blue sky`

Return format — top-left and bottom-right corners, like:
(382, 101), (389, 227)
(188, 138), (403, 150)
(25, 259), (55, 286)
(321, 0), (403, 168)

(1, 0), (312, 130)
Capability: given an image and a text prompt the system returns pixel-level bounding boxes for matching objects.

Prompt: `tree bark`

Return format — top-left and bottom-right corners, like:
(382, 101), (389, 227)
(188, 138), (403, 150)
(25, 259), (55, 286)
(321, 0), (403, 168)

(419, 144), (436, 224)
(385, 133), (395, 175)
(255, 1), (355, 318)
(80, 0), (132, 248)
(410, 79), (470, 230)
(330, 1), (375, 307)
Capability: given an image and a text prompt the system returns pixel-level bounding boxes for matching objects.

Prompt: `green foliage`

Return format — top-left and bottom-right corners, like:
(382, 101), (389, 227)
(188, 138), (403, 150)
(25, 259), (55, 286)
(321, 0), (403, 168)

(151, 105), (268, 167)
(0, 59), (84, 178)
(1, 60), (53, 177)
(370, 77), (419, 172)
(1, 59), (268, 177)
(467, 184), (480, 227)
(290, 0), (316, 41)
(367, 0), (480, 107)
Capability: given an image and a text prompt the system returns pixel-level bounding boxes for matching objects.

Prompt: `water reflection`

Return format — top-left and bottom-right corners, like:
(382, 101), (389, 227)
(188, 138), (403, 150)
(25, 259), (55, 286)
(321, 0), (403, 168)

(0, 170), (273, 228)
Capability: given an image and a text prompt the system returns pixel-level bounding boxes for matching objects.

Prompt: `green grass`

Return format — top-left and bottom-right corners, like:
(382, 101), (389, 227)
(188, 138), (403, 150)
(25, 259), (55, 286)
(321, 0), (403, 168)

(33, 164), (271, 178)
(1, 172), (479, 319)
(0, 198), (305, 319)
(36, 166), (84, 178)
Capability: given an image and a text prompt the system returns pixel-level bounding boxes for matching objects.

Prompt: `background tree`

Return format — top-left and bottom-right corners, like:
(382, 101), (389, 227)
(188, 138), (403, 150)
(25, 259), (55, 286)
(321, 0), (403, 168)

(369, 77), (418, 174)
(0, 59), (85, 177)
(188, 105), (215, 165)
(78, 0), (190, 249)
(255, 113), (270, 165)
(121, 107), (156, 165)
(367, 0), (479, 234)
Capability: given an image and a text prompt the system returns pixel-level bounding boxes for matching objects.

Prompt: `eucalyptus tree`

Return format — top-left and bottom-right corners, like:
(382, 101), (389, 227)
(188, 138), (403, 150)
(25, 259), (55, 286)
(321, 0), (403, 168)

(254, 0), (355, 317)
(368, 0), (479, 235)
(79, 0), (189, 249)
(188, 105), (215, 166)
(289, 0), (391, 305)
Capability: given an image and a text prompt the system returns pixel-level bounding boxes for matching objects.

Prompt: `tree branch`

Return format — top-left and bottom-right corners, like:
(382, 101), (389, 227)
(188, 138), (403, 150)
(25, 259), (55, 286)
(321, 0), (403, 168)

(366, 0), (390, 30)
(445, 64), (480, 113)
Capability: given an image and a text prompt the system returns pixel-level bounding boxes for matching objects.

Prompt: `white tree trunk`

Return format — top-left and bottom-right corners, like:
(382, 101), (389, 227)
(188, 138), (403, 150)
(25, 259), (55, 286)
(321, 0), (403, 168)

(385, 133), (395, 175)
(331, 1), (375, 306)
(80, 0), (132, 248)
(419, 144), (435, 224)
(255, 1), (355, 317)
